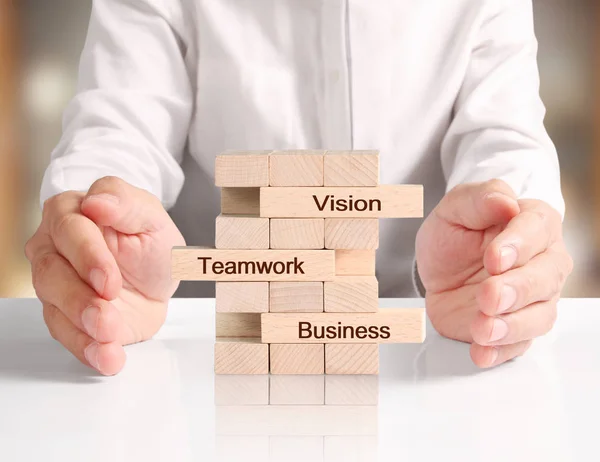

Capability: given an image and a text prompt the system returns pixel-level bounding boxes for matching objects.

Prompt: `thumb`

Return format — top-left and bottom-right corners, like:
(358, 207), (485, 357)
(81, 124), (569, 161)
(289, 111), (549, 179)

(436, 180), (520, 230)
(80, 176), (168, 234)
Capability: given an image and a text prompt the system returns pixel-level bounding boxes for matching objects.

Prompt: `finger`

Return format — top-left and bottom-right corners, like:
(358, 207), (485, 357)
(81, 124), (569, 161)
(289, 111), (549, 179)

(470, 340), (533, 368)
(470, 299), (558, 346)
(478, 244), (572, 316)
(435, 179), (520, 231)
(32, 251), (123, 343)
(80, 176), (168, 234)
(484, 199), (563, 274)
(43, 303), (126, 376)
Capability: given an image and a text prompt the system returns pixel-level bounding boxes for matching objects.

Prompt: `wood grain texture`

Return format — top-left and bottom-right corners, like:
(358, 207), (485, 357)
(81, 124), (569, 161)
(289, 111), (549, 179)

(269, 375), (325, 405)
(216, 313), (261, 337)
(325, 219), (379, 250)
(214, 338), (269, 374)
(323, 150), (379, 186)
(325, 375), (379, 405)
(221, 187), (260, 215)
(214, 375), (269, 405)
(261, 308), (426, 344)
(260, 185), (423, 218)
(324, 276), (378, 313)
(269, 150), (325, 186)
(215, 151), (271, 187)
(215, 215), (269, 249)
(215, 282), (269, 313)
(269, 282), (324, 313)
(335, 250), (376, 276)
(171, 247), (335, 281)
(325, 344), (379, 375)
(270, 344), (325, 375)
(270, 219), (325, 249)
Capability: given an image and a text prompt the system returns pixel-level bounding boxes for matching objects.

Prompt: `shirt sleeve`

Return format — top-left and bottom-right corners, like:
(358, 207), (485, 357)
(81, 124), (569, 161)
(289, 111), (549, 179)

(40, 0), (192, 209)
(441, 0), (565, 218)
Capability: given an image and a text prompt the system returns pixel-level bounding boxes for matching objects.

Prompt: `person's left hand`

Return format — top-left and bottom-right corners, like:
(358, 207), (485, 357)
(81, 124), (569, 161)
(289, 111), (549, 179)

(416, 180), (573, 368)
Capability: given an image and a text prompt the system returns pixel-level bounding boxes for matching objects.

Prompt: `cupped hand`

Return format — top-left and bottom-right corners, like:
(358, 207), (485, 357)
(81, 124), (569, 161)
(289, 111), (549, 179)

(416, 180), (573, 368)
(25, 177), (185, 375)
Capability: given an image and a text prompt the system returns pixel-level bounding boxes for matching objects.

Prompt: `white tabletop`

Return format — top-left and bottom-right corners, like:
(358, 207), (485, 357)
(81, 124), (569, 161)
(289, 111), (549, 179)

(0, 298), (598, 462)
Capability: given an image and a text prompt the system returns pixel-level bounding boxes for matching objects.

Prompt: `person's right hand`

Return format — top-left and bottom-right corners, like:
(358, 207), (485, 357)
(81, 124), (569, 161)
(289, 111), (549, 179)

(25, 177), (185, 376)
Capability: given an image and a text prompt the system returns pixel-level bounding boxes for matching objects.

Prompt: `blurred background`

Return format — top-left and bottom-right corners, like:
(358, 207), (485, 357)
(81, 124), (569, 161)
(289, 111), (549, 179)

(0, 0), (598, 297)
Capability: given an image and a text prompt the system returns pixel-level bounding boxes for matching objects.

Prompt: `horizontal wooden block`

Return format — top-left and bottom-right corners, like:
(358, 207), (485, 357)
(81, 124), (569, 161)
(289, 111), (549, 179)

(214, 375), (269, 405)
(324, 276), (378, 313)
(216, 313), (261, 337)
(215, 215), (269, 249)
(270, 344), (325, 375)
(325, 344), (379, 375)
(324, 150), (379, 186)
(269, 375), (325, 405)
(215, 282), (269, 313)
(335, 250), (376, 276)
(325, 375), (379, 405)
(215, 151), (270, 187)
(260, 185), (423, 218)
(325, 219), (379, 250)
(269, 150), (325, 186)
(269, 436), (324, 462)
(216, 436), (270, 461)
(269, 282), (324, 313)
(171, 247), (335, 281)
(261, 308), (426, 344)
(324, 436), (378, 462)
(214, 338), (269, 375)
(270, 219), (324, 249)
(221, 187), (260, 215)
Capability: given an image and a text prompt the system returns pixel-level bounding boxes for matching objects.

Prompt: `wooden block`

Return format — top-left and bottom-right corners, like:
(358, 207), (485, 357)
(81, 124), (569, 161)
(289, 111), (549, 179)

(335, 250), (376, 276)
(270, 219), (324, 249)
(269, 375), (325, 405)
(214, 338), (269, 374)
(215, 151), (270, 187)
(325, 375), (379, 405)
(216, 282), (269, 313)
(325, 219), (379, 250)
(260, 185), (423, 218)
(215, 215), (269, 249)
(171, 247), (335, 281)
(325, 344), (379, 375)
(216, 313), (261, 337)
(269, 436), (324, 462)
(270, 344), (325, 375)
(214, 375), (269, 405)
(324, 436), (378, 462)
(324, 276), (378, 313)
(261, 308), (426, 344)
(216, 436), (270, 461)
(269, 282), (324, 313)
(324, 150), (379, 186)
(269, 150), (325, 186)
(221, 187), (260, 215)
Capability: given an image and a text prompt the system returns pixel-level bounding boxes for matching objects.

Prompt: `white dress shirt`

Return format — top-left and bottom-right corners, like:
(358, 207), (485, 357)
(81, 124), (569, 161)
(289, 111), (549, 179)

(41, 0), (564, 297)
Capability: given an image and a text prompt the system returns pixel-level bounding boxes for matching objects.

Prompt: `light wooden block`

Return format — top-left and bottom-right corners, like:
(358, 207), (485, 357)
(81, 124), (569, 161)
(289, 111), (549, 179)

(171, 247), (335, 281)
(325, 344), (379, 375)
(270, 219), (324, 249)
(216, 313), (261, 337)
(335, 250), (376, 276)
(216, 436), (270, 461)
(324, 436), (378, 462)
(325, 375), (379, 405)
(214, 338), (269, 375)
(269, 150), (325, 186)
(260, 185), (423, 218)
(216, 282), (269, 313)
(324, 276), (378, 313)
(261, 308), (426, 344)
(269, 282), (324, 313)
(215, 151), (270, 187)
(221, 187), (260, 216)
(269, 436), (324, 462)
(324, 150), (379, 186)
(270, 344), (325, 375)
(269, 375), (325, 405)
(215, 215), (269, 249)
(325, 219), (379, 250)
(214, 375), (269, 405)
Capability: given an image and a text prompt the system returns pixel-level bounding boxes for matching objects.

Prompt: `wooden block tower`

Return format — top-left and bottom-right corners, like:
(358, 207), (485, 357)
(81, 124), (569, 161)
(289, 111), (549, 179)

(171, 150), (426, 375)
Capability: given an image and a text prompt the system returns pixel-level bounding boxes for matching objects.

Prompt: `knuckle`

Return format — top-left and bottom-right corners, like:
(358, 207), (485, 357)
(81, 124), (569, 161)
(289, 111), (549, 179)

(24, 236), (36, 261)
(52, 212), (78, 238)
(32, 252), (58, 287)
(94, 175), (124, 193)
(43, 305), (60, 341)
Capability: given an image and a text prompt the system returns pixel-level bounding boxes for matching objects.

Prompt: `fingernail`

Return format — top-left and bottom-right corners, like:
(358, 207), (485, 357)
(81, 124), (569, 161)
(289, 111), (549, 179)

(499, 246), (518, 272)
(497, 285), (517, 313)
(82, 306), (100, 338)
(90, 268), (106, 295)
(489, 318), (509, 342)
(84, 342), (101, 370)
(489, 347), (499, 366)
(86, 193), (120, 205)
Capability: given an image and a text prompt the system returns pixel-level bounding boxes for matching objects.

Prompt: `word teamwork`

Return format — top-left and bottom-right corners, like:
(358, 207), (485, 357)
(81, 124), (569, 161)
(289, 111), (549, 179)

(171, 150), (426, 375)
